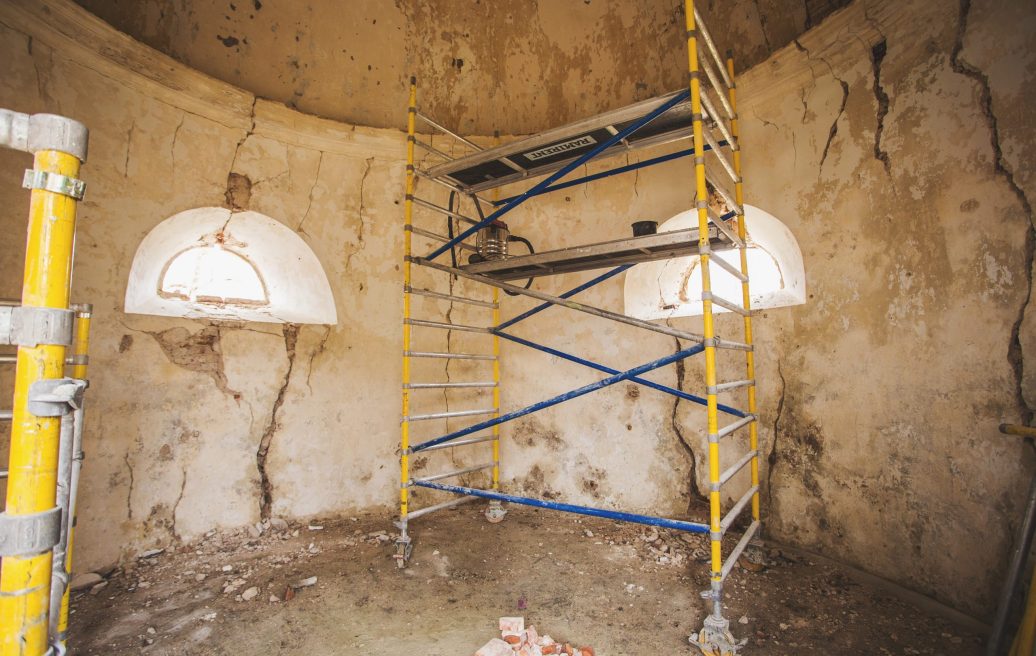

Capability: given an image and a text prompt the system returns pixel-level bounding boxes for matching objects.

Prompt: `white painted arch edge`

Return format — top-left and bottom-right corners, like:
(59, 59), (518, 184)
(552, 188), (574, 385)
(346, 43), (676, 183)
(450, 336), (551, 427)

(125, 207), (338, 324)
(623, 204), (806, 320)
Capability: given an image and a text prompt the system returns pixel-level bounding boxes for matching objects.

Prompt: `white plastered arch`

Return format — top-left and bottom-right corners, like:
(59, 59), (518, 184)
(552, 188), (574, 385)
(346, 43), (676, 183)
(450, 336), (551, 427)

(125, 207), (337, 324)
(624, 204), (805, 319)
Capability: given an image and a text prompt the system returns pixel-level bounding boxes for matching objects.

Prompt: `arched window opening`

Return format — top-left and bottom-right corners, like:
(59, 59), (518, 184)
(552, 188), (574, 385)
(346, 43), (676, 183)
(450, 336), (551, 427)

(126, 207), (337, 324)
(159, 246), (269, 306)
(624, 205), (805, 320)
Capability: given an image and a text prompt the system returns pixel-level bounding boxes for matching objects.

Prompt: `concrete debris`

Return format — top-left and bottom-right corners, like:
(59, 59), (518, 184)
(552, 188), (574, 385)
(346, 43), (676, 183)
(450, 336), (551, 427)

(476, 617), (593, 656)
(291, 576), (317, 589)
(223, 578), (247, 594)
(70, 572), (104, 591)
(241, 586), (259, 601)
(247, 524), (262, 539)
(308, 524), (324, 531)
(269, 517), (290, 532)
(139, 548), (165, 559)
(221, 565), (234, 572)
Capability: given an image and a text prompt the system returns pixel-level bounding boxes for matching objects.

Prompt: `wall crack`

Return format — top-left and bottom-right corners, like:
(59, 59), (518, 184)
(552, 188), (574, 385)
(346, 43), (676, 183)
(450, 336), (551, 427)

(950, 0), (1035, 422)
(297, 151), (324, 233)
(671, 336), (708, 512)
(766, 358), (786, 511)
(870, 39), (892, 175)
(256, 323), (300, 519)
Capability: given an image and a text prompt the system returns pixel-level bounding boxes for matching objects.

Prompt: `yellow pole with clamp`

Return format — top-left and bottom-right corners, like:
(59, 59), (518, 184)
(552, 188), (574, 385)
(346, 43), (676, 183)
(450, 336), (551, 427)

(397, 78), (417, 564)
(0, 111), (88, 656)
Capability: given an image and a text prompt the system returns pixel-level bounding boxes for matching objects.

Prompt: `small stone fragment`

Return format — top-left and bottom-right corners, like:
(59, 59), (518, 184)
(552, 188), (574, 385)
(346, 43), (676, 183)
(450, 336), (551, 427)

(241, 586), (259, 601)
(70, 572), (104, 591)
(499, 616), (525, 636)
(291, 576), (318, 589)
(475, 638), (514, 656)
(269, 518), (290, 531)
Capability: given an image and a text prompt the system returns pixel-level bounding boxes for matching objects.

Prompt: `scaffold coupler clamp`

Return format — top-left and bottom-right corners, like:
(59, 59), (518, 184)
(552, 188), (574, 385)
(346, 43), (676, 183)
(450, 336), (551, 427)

(484, 500), (507, 524)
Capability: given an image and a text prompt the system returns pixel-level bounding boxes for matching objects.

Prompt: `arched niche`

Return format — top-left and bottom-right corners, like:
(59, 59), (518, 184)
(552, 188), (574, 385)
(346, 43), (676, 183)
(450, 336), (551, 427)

(624, 204), (806, 319)
(125, 207), (337, 324)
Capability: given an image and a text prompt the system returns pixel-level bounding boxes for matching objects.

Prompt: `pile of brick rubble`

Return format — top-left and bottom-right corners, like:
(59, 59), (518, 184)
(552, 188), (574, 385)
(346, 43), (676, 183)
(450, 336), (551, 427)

(475, 617), (594, 656)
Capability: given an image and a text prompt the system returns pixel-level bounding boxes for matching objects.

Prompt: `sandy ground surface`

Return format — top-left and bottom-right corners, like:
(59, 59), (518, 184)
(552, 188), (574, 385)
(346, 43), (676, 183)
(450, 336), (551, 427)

(68, 506), (985, 655)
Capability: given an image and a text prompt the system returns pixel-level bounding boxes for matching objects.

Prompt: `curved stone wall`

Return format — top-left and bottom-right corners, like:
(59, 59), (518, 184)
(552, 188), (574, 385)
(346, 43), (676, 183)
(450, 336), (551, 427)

(0, 0), (1033, 622)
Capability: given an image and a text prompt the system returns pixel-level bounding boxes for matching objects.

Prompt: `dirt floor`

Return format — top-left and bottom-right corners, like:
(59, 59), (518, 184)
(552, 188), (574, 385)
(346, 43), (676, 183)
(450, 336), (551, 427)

(69, 505), (985, 655)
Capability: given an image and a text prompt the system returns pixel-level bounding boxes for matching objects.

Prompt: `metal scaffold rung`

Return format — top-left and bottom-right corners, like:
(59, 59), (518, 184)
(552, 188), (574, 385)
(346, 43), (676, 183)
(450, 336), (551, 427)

(406, 225), (477, 251)
(412, 137), (453, 161)
(414, 111), (483, 152)
(720, 519), (761, 581)
(405, 318), (491, 334)
(404, 381), (497, 390)
(405, 286), (497, 308)
(720, 484), (760, 534)
(405, 350), (496, 361)
(707, 251), (748, 281)
(702, 291), (749, 316)
(405, 408), (496, 422)
(711, 378), (754, 393)
(716, 414), (755, 439)
(412, 461), (494, 484)
(410, 196), (480, 225)
(717, 450), (758, 489)
(0, 410), (11, 421)
(405, 495), (479, 521)
(409, 434), (496, 453)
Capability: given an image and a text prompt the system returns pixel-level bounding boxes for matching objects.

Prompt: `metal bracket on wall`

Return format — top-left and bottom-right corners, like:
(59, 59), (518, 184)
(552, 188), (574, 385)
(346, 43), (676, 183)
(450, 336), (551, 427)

(0, 306), (75, 347)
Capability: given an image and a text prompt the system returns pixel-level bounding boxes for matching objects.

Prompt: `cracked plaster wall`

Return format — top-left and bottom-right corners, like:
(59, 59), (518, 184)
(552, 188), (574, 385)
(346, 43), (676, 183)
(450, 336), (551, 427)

(0, 0), (1033, 622)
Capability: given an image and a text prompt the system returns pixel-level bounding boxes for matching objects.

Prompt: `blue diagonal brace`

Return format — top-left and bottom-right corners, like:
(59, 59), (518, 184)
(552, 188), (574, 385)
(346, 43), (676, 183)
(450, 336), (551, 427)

(495, 331), (745, 418)
(496, 265), (633, 331)
(490, 141), (728, 207)
(413, 480), (709, 534)
(410, 342), (704, 453)
(425, 90), (691, 261)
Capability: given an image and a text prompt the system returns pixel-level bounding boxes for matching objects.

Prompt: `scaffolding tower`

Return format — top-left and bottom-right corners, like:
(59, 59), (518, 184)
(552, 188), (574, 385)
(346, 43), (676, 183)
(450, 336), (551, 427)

(396, 3), (759, 652)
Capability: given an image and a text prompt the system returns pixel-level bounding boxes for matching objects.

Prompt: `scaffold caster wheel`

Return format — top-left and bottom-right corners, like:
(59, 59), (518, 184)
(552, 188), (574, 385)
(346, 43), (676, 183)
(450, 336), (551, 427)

(393, 537), (412, 569)
(484, 502), (507, 524)
(689, 615), (745, 656)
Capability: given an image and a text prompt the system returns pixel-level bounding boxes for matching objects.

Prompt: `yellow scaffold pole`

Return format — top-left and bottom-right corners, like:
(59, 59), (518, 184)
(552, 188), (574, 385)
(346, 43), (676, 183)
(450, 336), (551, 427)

(726, 55), (759, 522)
(0, 110), (89, 656)
(684, 6), (740, 655)
(396, 77), (418, 566)
(55, 304), (92, 650)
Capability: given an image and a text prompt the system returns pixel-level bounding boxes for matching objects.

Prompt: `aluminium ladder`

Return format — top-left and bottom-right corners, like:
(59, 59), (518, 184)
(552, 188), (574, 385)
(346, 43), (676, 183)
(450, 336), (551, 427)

(395, 3), (760, 653)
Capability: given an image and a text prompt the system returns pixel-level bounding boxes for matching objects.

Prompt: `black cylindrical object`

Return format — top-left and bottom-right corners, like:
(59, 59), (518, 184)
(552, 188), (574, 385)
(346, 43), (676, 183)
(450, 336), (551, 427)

(632, 221), (658, 237)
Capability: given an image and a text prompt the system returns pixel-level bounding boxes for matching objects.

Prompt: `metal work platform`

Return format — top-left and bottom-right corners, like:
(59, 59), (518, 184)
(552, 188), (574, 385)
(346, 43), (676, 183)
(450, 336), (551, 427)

(423, 90), (701, 193)
(461, 226), (732, 281)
